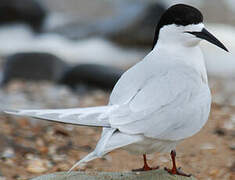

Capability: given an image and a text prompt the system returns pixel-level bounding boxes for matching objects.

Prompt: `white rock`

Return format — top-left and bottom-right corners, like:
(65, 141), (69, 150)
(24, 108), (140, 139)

(2, 148), (15, 159)
(26, 159), (48, 174)
(200, 143), (216, 150)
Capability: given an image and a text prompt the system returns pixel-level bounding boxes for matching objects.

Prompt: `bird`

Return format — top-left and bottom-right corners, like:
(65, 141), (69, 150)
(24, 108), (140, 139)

(4, 4), (228, 177)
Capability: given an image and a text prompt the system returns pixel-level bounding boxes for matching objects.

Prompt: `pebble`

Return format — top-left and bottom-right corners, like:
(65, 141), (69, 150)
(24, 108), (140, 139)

(26, 159), (48, 174)
(0, 82), (80, 111)
(214, 128), (226, 136)
(229, 143), (235, 150)
(200, 143), (216, 150)
(223, 121), (234, 130)
(158, 156), (169, 163)
(230, 162), (235, 172)
(56, 163), (70, 171)
(51, 154), (67, 162)
(4, 159), (14, 166)
(209, 169), (220, 177)
(49, 145), (57, 155)
(38, 146), (49, 154)
(1, 148), (15, 159)
(25, 153), (36, 160)
(231, 116), (235, 124)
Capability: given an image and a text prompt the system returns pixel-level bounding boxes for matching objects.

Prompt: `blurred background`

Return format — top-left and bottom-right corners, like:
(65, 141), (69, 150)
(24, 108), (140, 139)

(0, 0), (234, 179)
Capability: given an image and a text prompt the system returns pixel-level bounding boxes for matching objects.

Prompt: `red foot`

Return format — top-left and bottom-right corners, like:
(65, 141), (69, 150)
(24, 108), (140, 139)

(132, 154), (159, 172)
(165, 150), (191, 177)
(164, 167), (191, 177)
(132, 165), (159, 172)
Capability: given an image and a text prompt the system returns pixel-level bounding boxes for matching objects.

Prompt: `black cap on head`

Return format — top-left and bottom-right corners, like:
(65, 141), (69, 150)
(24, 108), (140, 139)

(152, 4), (203, 49)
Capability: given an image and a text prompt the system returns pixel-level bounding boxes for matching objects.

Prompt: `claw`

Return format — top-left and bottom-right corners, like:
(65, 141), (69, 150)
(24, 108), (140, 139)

(165, 150), (191, 177)
(132, 154), (159, 172)
(165, 167), (191, 177)
(132, 166), (159, 172)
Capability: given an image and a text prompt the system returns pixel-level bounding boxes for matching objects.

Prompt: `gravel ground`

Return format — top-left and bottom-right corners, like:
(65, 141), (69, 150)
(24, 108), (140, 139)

(0, 81), (234, 180)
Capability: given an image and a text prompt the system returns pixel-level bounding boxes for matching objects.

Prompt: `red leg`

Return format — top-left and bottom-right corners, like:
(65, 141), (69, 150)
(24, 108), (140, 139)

(142, 154), (152, 171)
(165, 150), (191, 177)
(132, 154), (159, 172)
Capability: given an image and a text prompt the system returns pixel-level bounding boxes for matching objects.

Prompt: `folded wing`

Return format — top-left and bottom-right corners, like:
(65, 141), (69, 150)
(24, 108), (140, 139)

(109, 63), (208, 141)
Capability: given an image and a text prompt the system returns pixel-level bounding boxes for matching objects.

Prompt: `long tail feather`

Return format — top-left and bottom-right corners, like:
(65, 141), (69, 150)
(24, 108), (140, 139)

(68, 151), (98, 173)
(67, 128), (143, 173)
(4, 106), (117, 127)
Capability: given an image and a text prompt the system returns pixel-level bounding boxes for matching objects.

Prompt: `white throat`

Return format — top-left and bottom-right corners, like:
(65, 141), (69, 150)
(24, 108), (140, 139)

(157, 23), (204, 47)
(153, 23), (208, 84)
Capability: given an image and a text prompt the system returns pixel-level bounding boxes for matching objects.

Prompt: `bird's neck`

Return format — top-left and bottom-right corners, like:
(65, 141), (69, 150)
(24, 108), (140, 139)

(153, 43), (208, 84)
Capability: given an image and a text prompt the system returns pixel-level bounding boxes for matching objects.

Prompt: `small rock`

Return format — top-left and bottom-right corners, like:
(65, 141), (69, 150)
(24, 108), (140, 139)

(230, 162), (235, 172)
(107, 2), (166, 47)
(54, 128), (70, 137)
(58, 64), (124, 91)
(223, 121), (234, 130)
(214, 127), (226, 136)
(0, 135), (37, 155)
(200, 143), (216, 150)
(158, 156), (169, 163)
(51, 154), (67, 162)
(56, 141), (73, 154)
(56, 163), (71, 171)
(48, 145), (57, 155)
(25, 153), (36, 160)
(1, 52), (69, 86)
(46, 1), (166, 47)
(4, 159), (14, 166)
(1, 148), (15, 159)
(229, 143), (235, 151)
(209, 169), (220, 177)
(38, 146), (49, 154)
(26, 159), (48, 174)
(0, 0), (47, 31)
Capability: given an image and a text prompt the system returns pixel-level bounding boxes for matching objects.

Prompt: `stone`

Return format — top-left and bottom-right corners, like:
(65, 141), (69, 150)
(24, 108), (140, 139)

(214, 128), (226, 136)
(0, 0), (47, 31)
(0, 134), (37, 155)
(31, 169), (197, 180)
(200, 143), (216, 150)
(230, 162), (235, 173)
(58, 64), (124, 91)
(229, 143), (235, 151)
(45, 1), (165, 47)
(106, 2), (166, 47)
(26, 159), (48, 174)
(1, 148), (15, 159)
(1, 52), (69, 86)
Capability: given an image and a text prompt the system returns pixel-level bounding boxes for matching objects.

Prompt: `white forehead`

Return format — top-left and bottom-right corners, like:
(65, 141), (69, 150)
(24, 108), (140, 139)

(184, 23), (204, 32)
(161, 23), (204, 33)
(157, 23), (205, 46)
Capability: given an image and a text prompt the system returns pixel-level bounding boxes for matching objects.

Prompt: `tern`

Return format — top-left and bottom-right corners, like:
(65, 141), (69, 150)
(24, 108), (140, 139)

(5, 4), (228, 176)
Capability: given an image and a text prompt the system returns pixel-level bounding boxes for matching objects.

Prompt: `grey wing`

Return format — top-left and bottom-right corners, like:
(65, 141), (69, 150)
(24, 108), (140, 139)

(109, 65), (210, 141)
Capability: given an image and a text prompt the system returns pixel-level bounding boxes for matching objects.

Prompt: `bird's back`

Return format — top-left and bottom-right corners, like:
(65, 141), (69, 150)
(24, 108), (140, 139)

(108, 48), (211, 141)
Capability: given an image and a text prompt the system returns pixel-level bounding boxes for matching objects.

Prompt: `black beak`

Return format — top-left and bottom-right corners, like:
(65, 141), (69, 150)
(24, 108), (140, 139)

(187, 28), (229, 52)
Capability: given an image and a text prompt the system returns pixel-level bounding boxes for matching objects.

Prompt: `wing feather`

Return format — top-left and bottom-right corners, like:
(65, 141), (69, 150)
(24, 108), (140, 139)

(109, 62), (210, 141)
